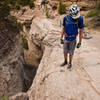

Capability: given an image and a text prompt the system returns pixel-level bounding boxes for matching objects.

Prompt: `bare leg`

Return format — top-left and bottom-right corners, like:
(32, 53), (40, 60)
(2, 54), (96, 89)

(69, 55), (73, 64)
(64, 54), (68, 62)
(67, 55), (73, 69)
(60, 54), (68, 66)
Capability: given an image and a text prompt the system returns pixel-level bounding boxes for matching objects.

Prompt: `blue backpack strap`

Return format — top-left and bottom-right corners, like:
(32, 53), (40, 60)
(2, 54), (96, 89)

(64, 15), (68, 27)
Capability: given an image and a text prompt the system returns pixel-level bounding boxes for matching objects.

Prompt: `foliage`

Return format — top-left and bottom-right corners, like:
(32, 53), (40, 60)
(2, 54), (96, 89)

(15, 0), (35, 8)
(0, 0), (10, 20)
(58, 0), (66, 15)
(22, 35), (29, 50)
(95, 1), (100, 9)
(29, 0), (35, 9)
(87, 2), (100, 17)
(8, 16), (23, 31)
(0, 94), (9, 100)
(0, 0), (35, 21)
(46, 7), (49, 18)
(87, 9), (99, 17)
(17, 0), (30, 6)
(86, 2), (100, 27)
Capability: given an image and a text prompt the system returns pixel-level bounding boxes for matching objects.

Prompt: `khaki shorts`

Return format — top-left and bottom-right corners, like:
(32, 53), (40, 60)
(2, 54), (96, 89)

(63, 39), (76, 55)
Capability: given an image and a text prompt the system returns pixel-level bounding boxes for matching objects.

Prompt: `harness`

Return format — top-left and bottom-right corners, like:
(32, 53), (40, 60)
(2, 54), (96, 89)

(64, 15), (79, 38)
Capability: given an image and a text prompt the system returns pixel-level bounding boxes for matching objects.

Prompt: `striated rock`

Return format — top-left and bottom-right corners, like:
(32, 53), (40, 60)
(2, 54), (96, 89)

(12, 6), (44, 68)
(10, 93), (29, 100)
(0, 24), (24, 97)
(0, 9), (42, 97)
(22, 19), (43, 68)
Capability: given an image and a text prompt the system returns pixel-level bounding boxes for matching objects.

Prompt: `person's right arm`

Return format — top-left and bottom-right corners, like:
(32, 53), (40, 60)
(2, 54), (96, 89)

(60, 16), (66, 44)
(60, 26), (65, 40)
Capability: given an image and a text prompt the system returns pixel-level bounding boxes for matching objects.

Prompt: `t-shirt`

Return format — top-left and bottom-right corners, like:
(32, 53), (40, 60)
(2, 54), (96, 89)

(62, 15), (84, 41)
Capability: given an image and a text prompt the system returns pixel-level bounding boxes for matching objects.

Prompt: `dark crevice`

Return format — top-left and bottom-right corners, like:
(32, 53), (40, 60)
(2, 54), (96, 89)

(22, 64), (38, 92)
(20, 45), (44, 92)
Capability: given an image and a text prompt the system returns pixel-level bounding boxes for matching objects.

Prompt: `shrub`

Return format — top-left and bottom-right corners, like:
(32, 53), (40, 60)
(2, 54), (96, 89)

(95, 1), (100, 9)
(0, 0), (10, 20)
(8, 16), (23, 31)
(29, 0), (35, 9)
(22, 35), (29, 50)
(86, 2), (100, 27)
(16, 0), (35, 8)
(16, 0), (35, 9)
(46, 7), (49, 18)
(87, 9), (99, 17)
(58, 0), (66, 15)
(0, 94), (9, 100)
(0, 0), (35, 21)
(17, 0), (30, 6)
(87, 2), (100, 17)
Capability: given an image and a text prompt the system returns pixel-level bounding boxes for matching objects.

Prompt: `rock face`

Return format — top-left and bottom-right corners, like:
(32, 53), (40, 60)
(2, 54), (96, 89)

(11, 6), (44, 68)
(9, 11), (100, 99)
(0, 24), (24, 96)
(10, 93), (29, 100)
(0, 8), (43, 97)
(27, 16), (100, 100)
(2, 1), (100, 99)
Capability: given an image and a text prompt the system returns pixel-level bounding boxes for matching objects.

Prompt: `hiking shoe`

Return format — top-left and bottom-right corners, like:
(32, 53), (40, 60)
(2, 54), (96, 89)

(60, 61), (67, 67)
(67, 63), (72, 69)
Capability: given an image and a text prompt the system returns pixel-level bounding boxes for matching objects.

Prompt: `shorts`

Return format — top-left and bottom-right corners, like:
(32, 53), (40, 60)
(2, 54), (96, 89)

(63, 39), (76, 55)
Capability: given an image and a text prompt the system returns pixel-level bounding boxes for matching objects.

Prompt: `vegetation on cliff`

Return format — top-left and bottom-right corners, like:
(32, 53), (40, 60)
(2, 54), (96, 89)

(1, 94), (9, 100)
(0, 0), (35, 21)
(58, 0), (66, 14)
(86, 2), (100, 27)
(22, 35), (29, 50)
(87, 2), (100, 17)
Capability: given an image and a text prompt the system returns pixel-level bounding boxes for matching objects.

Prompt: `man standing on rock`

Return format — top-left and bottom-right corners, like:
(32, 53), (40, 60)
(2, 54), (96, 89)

(60, 4), (84, 69)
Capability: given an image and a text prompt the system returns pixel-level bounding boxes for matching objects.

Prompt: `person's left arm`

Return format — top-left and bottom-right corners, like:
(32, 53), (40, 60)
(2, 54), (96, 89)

(77, 16), (84, 48)
(79, 28), (84, 44)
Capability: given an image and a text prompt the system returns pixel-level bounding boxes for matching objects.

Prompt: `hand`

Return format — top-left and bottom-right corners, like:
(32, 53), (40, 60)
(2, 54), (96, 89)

(60, 39), (64, 44)
(77, 43), (81, 48)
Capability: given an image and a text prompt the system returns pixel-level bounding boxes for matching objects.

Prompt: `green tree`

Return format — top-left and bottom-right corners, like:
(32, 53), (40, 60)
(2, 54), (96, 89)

(58, 0), (66, 15)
